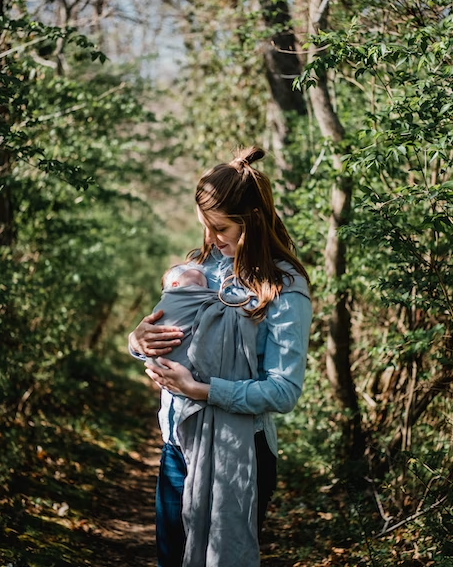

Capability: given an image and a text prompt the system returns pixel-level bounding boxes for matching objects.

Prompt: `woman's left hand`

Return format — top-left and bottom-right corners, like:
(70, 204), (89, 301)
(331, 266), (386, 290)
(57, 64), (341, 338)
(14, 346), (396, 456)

(145, 358), (210, 401)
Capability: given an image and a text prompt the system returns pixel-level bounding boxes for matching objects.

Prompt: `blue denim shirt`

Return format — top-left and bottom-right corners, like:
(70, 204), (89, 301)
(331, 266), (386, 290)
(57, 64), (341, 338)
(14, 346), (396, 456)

(132, 248), (312, 456)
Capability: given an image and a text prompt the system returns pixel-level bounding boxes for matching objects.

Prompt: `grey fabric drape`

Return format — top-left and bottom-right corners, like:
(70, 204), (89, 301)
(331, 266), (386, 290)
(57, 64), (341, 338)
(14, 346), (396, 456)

(178, 295), (260, 567)
(151, 285), (260, 566)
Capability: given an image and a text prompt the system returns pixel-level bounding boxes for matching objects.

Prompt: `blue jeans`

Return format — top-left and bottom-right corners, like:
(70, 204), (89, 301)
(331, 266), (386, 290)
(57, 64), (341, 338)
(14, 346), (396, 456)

(156, 443), (187, 567)
(156, 432), (276, 567)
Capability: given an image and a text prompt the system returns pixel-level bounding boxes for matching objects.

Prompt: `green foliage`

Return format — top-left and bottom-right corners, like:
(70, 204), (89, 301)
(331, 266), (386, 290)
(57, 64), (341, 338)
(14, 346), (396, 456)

(0, 349), (160, 567)
(0, 3), (173, 494)
(1, 14), (107, 188)
(170, 0), (271, 165)
(291, 0), (453, 443)
(268, 2), (453, 564)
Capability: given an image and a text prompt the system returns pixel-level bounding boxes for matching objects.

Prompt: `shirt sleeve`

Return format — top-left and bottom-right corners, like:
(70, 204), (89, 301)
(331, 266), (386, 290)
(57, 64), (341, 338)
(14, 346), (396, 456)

(207, 289), (312, 415)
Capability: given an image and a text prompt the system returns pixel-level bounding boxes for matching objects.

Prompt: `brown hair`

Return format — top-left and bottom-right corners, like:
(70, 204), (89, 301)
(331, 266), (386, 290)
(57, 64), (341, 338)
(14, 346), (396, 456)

(189, 146), (310, 321)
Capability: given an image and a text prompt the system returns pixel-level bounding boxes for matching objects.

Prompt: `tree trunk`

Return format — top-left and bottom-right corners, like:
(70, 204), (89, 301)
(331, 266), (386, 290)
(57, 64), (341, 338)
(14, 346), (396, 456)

(259, 0), (307, 191)
(88, 295), (117, 349)
(260, 0), (307, 115)
(0, 177), (13, 247)
(0, 0), (14, 247)
(307, 0), (364, 459)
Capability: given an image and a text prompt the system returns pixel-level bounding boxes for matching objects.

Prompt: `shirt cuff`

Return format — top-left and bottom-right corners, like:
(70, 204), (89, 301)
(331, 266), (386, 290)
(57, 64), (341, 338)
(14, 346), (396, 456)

(129, 344), (146, 361)
(207, 377), (235, 411)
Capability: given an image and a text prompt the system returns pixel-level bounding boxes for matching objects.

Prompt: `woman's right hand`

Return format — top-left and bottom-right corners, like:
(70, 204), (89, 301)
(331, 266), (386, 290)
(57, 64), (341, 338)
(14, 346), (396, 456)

(128, 310), (184, 358)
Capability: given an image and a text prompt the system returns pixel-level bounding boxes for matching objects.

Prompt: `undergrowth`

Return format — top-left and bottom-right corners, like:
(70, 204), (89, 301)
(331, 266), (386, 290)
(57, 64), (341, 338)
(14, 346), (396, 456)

(0, 349), (158, 567)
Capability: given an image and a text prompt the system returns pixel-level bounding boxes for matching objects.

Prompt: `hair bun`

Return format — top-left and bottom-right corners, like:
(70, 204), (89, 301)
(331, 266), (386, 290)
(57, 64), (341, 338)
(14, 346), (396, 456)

(233, 157), (248, 167)
(232, 146), (265, 168)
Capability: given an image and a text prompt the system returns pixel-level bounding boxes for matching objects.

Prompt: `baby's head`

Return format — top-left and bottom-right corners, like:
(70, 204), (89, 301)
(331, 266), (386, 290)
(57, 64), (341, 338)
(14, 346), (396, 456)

(162, 264), (207, 290)
(174, 269), (207, 288)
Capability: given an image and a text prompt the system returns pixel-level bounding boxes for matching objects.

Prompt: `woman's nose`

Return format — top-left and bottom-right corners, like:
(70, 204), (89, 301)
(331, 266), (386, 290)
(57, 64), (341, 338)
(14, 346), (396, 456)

(205, 227), (216, 244)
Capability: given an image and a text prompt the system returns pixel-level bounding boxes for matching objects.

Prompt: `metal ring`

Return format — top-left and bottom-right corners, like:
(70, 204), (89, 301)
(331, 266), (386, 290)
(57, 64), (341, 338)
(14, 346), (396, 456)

(218, 274), (251, 307)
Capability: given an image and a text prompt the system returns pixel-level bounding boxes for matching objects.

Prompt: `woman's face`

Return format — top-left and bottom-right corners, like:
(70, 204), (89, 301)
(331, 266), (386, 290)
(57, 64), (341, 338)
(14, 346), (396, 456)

(197, 206), (242, 257)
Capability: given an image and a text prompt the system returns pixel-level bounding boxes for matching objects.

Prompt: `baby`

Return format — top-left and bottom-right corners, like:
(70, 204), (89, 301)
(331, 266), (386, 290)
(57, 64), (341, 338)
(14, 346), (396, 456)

(161, 264), (208, 290)
(131, 262), (258, 454)
(132, 263), (252, 372)
(139, 263), (252, 370)
(146, 263), (210, 370)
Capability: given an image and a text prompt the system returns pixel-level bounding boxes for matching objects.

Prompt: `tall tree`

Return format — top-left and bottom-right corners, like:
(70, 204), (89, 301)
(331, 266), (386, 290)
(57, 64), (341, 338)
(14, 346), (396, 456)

(0, 0), (14, 247)
(305, 0), (363, 458)
(259, 0), (308, 186)
(0, 0), (173, 489)
(298, 0), (453, 484)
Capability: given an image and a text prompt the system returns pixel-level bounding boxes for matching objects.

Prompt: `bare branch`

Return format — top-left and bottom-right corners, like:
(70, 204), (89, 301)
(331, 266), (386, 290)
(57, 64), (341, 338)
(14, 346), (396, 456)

(29, 52), (58, 69)
(313, 0), (329, 24)
(375, 496), (448, 538)
(309, 147), (325, 175)
(0, 36), (47, 59)
(270, 40), (329, 56)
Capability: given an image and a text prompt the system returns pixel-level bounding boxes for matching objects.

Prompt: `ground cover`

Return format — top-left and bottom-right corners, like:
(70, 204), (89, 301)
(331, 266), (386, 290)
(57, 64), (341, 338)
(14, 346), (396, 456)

(0, 353), (160, 567)
(0, 352), (445, 567)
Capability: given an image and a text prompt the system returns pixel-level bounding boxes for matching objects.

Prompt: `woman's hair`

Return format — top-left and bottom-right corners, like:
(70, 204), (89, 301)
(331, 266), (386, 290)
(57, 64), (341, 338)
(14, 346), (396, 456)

(189, 146), (310, 321)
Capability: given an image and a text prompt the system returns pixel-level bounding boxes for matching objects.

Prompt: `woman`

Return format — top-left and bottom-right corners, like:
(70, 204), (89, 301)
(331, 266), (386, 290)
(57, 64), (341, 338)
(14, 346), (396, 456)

(129, 146), (312, 567)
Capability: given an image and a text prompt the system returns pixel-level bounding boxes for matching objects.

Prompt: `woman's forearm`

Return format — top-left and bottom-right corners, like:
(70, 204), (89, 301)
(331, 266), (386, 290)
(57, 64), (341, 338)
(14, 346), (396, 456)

(188, 381), (210, 401)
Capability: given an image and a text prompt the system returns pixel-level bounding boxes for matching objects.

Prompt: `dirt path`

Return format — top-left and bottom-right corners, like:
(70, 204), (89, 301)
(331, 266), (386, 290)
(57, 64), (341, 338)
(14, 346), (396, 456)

(85, 400), (286, 567)
(89, 413), (162, 567)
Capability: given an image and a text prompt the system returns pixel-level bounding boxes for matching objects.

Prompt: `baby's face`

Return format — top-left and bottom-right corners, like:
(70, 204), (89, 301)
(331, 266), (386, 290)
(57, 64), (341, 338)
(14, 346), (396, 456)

(174, 269), (207, 288)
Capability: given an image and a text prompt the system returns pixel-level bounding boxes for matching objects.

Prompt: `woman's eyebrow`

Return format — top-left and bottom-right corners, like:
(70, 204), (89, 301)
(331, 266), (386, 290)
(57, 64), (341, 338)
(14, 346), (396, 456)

(205, 222), (222, 230)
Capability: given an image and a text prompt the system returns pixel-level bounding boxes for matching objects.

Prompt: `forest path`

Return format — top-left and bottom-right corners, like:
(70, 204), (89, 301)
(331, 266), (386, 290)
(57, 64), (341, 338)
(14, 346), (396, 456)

(87, 407), (294, 567)
(81, 369), (302, 567)
(90, 400), (162, 567)
(84, 382), (287, 567)
(1, 362), (318, 567)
